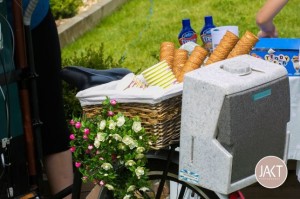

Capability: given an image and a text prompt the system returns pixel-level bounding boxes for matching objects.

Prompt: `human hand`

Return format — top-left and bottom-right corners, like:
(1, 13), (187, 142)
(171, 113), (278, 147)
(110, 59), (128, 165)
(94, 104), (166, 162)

(257, 28), (278, 38)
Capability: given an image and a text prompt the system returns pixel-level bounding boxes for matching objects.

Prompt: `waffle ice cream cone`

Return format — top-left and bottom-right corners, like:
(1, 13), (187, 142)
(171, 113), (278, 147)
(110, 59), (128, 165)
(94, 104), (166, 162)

(227, 31), (259, 58)
(205, 31), (239, 66)
(176, 46), (208, 83)
(188, 46), (208, 66)
(160, 42), (175, 68)
(173, 49), (188, 78)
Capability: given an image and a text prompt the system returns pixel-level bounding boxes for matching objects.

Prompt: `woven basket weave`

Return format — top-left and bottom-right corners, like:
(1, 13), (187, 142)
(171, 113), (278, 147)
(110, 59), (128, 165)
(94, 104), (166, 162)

(82, 95), (182, 149)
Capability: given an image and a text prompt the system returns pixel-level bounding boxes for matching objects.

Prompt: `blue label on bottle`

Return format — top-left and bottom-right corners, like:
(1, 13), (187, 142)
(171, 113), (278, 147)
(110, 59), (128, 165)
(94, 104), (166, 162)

(201, 29), (212, 43)
(179, 31), (197, 45)
(201, 29), (213, 51)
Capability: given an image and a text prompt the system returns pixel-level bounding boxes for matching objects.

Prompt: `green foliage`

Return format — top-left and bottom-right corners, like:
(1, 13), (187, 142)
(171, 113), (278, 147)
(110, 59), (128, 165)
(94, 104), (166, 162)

(50, 0), (83, 20)
(62, 83), (82, 119)
(62, 43), (126, 119)
(62, 43), (125, 69)
(69, 97), (156, 198)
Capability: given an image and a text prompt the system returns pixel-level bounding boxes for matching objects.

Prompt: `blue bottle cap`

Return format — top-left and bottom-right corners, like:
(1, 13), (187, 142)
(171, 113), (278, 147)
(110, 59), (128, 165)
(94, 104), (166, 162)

(204, 16), (213, 25)
(182, 18), (191, 26)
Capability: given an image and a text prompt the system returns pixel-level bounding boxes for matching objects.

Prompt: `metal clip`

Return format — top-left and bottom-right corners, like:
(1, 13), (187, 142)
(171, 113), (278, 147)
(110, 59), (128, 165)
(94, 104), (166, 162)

(2, 138), (10, 148)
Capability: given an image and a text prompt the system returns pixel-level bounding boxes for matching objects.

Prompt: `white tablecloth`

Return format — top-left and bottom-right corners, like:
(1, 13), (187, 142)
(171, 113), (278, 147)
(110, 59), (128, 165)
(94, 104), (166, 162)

(287, 77), (300, 181)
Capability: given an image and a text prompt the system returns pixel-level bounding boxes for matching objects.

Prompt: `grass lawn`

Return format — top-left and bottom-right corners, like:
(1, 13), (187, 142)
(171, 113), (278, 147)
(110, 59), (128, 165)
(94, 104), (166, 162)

(61, 0), (300, 72)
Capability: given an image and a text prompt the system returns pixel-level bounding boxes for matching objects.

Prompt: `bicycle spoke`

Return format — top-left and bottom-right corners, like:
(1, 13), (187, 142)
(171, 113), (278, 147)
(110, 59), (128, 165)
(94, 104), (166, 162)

(177, 184), (186, 199)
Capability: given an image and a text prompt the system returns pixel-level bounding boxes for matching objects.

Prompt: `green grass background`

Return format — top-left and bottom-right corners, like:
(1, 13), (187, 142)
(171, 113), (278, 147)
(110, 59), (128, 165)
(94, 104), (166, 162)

(61, 0), (300, 71)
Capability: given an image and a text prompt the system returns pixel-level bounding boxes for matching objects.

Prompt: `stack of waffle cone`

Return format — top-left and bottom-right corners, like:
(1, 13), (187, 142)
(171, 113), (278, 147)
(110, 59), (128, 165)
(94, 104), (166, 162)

(227, 30), (259, 58)
(177, 46), (208, 82)
(160, 42), (175, 68)
(205, 31), (239, 66)
(173, 49), (188, 79)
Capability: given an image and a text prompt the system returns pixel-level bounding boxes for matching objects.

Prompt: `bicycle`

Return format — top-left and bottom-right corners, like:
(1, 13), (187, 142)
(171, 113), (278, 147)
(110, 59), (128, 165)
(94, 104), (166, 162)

(60, 66), (245, 199)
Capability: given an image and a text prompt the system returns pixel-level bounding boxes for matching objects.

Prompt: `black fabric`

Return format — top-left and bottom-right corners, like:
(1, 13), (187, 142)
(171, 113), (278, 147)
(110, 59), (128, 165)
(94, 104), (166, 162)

(31, 9), (69, 155)
(60, 66), (131, 91)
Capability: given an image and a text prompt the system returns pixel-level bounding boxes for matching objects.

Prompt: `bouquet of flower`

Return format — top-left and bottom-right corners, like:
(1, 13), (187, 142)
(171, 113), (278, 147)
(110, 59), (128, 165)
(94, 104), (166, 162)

(69, 97), (155, 198)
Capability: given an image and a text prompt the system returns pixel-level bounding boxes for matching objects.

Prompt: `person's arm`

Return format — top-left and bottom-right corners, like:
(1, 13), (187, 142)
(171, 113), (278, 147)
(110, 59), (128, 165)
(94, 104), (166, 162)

(256, 0), (289, 38)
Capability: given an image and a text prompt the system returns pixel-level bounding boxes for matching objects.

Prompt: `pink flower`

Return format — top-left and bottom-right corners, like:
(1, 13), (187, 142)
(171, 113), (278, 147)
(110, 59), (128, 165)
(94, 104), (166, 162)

(99, 157), (104, 160)
(75, 122), (81, 129)
(75, 162), (81, 168)
(88, 145), (93, 150)
(110, 99), (117, 106)
(69, 134), (75, 140)
(70, 146), (76, 152)
(83, 135), (88, 140)
(70, 119), (75, 125)
(84, 128), (90, 135)
(82, 176), (88, 181)
(85, 150), (90, 154)
(99, 180), (105, 186)
(96, 150), (100, 155)
(108, 111), (114, 116)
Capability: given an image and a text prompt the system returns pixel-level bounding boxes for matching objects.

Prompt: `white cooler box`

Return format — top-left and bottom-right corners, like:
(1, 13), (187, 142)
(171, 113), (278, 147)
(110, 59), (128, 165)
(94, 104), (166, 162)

(179, 55), (290, 194)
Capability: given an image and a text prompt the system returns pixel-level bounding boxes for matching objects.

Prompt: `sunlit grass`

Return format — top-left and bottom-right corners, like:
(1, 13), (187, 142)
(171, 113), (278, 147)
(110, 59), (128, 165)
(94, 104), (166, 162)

(62, 0), (300, 72)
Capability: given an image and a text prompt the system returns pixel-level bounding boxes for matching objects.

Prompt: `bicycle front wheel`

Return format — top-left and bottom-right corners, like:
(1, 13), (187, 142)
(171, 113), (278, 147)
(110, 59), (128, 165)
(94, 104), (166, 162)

(146, 156), (220, 199)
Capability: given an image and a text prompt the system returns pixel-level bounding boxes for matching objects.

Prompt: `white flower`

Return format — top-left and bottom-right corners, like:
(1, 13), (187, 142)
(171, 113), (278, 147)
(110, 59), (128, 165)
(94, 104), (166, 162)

(125, 160), (136, 167)
(117, 115), (125, 127)
(136, 147), (145, 153)
(132, 121), (142, 133)
(127, 185), (136, 192)
(118, 143), (126, 150)
(101, 163), (113, 170)
(96, 133), (107, 142)
(109, 120), (116, 130)
(112, 134), (122, 141)
(122, 135), (134, 146)
(94, 140), (100, 148)
(139, 187), (149, 192)
(99, 120), (106, 130)
(123, 194), (131, 199)
(105, 184), (114, 190)
(135, 166), (145, 178)
(128, 140), (138, 149)
(135, 153), (144, 159)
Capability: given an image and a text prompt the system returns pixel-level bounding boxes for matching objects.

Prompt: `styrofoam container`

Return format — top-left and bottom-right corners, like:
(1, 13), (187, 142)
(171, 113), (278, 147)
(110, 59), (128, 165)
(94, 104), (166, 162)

(179, 55), (290, 194)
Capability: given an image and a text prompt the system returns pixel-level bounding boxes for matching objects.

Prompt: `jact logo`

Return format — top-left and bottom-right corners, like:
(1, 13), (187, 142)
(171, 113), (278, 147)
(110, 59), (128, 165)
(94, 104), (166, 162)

(255, 156), (287, 189)
(179, 31), (197, 45)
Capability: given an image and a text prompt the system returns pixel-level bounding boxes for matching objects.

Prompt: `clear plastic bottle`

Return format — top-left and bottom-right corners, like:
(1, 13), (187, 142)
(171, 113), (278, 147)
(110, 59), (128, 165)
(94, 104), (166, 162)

(200, 16), (216, 52)
(178, 18), (197, 45)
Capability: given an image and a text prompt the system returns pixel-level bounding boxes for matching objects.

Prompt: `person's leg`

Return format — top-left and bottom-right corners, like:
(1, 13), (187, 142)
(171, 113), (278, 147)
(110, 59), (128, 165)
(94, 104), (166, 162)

(44, 150), (73, 199)
(31, 9), (73, 198)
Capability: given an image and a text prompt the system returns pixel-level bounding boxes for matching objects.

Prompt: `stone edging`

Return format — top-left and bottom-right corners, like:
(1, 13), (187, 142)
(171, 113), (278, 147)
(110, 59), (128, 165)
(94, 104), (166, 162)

(58, 0), (128, 48)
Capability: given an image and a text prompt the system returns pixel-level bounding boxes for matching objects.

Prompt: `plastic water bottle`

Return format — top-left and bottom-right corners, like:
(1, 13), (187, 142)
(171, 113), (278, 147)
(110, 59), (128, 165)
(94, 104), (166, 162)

(178, 18), (197, 45)
(200, 16), (216, 52)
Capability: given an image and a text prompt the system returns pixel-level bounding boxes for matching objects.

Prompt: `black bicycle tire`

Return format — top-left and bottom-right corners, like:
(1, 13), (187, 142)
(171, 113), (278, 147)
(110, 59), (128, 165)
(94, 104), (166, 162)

(147, 158), (220, 199)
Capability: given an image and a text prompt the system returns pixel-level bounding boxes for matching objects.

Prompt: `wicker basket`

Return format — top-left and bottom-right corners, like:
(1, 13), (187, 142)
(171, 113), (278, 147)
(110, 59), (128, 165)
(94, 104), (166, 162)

(82, 95), (182, 149)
